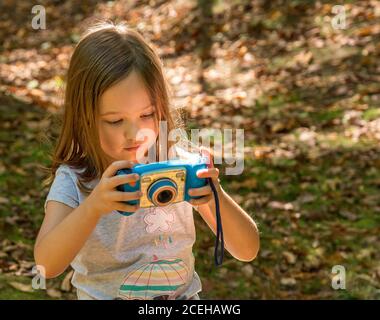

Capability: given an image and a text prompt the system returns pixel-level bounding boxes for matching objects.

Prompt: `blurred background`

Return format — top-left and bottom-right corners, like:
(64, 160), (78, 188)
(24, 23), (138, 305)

(0, 0), (379, 299)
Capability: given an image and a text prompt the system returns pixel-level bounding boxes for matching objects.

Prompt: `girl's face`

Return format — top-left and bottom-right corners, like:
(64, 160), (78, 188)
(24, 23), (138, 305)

(98, 71), (158, 164)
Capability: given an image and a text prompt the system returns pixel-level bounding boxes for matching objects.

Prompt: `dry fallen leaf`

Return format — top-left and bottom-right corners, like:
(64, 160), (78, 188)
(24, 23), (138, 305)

(283, 251), (297, 265)
(61, 270), (74, 292)
(0, 196), (10, 204)
(280, 278), (297, 287)
(294, 50), (313, 66)
(8, 281), (33, 293)
(241, 264), (254, 277)
(47, 288), (62, 299)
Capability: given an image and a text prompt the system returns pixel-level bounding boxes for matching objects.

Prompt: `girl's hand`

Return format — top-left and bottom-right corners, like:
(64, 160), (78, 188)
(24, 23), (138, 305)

(86, 160), (142, 218)
(188, 148), (221, 206)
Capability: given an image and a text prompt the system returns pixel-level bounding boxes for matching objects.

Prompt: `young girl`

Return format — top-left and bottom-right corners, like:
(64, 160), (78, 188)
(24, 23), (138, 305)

(35, 22), (259, 300)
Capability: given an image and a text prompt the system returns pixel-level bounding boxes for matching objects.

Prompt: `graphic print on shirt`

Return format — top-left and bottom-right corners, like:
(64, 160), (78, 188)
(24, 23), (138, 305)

(116, 255), (190, 300)
(144, 206), (175, 233)
(154, 234), (174, 249)
(144, 206), (175, 249)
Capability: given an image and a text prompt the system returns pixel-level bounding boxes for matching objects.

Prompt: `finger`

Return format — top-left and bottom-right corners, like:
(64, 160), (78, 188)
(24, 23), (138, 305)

(188, 185), (212, 197)
(196, 168), (219, 179)
(114, 202), (140, 213)
(111, 191), (142, 202)
(189, 194), (213, 206)
(102, 160), (135, 178)
(109, 173), (140, 188)
(200, 146), (214, 168)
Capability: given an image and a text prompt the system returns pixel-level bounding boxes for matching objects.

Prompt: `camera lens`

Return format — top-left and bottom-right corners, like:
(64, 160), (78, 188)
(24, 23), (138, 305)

(148, 178), (178, 207)
(157, 189), (174, 204)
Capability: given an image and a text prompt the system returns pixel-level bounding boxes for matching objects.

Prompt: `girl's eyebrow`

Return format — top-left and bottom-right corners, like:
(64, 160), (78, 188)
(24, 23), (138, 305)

(100, 104), (153, 116)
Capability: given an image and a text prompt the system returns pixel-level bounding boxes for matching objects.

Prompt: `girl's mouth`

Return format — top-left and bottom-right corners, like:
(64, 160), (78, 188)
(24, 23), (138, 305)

(124, 145), (141, 152)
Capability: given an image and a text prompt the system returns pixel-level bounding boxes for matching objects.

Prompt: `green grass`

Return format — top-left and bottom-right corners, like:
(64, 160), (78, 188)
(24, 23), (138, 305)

(0, 275), (52, 300)
(363, 108), (380, 121)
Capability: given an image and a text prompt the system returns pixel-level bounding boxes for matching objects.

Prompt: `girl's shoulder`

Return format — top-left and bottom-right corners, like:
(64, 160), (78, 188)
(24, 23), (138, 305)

(55, 163), (82, 179)
(54, 164), (91, 187)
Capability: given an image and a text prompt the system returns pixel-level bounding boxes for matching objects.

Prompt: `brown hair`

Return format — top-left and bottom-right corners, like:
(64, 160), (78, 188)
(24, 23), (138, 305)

(42, 22), (182, 195)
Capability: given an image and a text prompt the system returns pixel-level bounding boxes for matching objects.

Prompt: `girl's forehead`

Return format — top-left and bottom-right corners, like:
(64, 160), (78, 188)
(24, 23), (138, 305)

(99, 71), (152, 115)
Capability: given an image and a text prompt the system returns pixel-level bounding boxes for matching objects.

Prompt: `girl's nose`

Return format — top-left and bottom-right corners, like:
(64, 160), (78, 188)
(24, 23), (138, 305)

(123, 121), (140, 142)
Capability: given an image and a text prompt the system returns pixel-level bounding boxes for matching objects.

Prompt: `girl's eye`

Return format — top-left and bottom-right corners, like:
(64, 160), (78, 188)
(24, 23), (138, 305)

(105, 112), (155, 125)
(106, 119), (122, 125)
(141, 112), (155, 119)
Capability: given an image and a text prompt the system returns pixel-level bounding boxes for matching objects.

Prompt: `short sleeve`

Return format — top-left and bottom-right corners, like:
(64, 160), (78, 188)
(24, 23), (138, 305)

(44, 165), (80, 212)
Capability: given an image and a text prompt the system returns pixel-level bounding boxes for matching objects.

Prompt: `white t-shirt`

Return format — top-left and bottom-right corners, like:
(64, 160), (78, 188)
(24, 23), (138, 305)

(44, 163), (203, 300)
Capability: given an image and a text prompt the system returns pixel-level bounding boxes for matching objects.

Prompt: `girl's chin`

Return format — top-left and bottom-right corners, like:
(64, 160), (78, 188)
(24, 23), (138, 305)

(120, 149), (148, 163)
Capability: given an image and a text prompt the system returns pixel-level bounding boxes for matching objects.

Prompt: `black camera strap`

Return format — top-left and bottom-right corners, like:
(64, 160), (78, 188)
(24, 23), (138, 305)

(208, 178), (224, 266)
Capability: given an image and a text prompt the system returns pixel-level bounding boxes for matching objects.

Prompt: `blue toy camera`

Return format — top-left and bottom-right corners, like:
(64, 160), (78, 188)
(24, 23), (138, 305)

(115, 157), (208, 216)
(115, 155), (225, 267)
